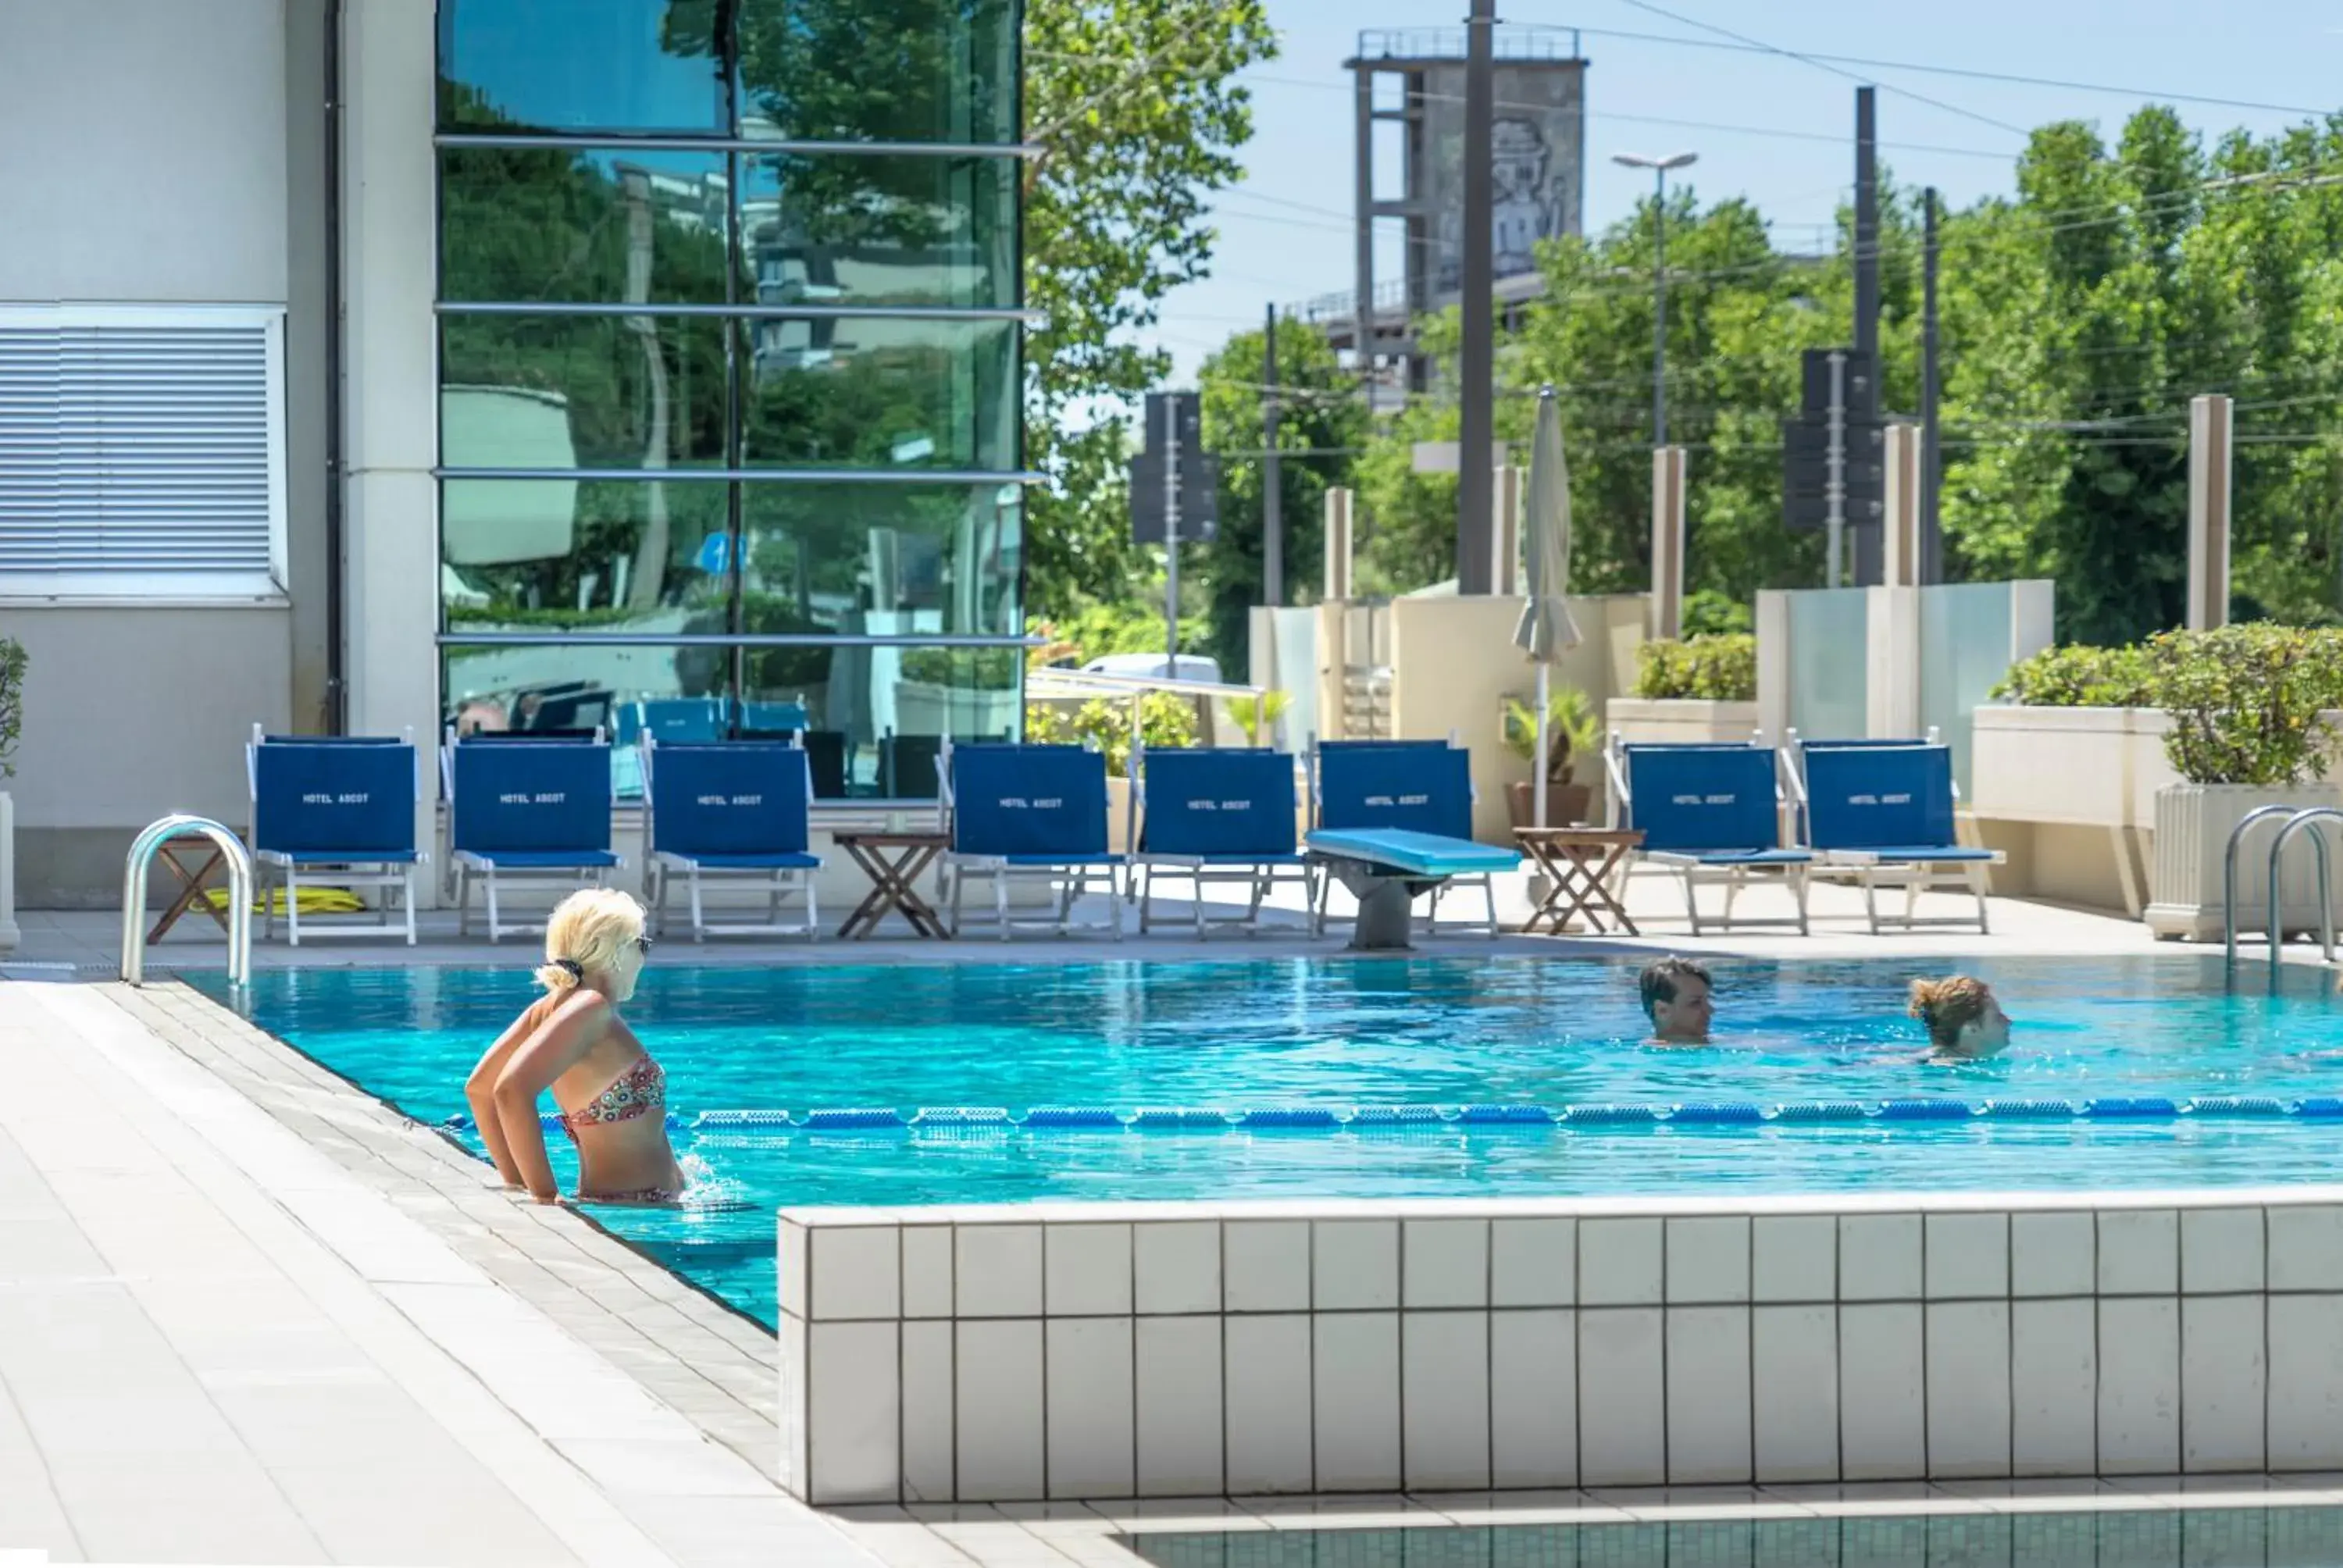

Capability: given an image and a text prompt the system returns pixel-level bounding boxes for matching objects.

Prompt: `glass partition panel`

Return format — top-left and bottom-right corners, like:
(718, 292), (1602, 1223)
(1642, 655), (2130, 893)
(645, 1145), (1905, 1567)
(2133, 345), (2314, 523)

(733, 0), (1018, 146)
(1785, 588), (1869, 744)
(440, 148), (733, 305)
(1920, 583), (2015, 796)
(739, 481), (1022, 639)
(740, 318), (1017, 472)
(737, 151), (1018, 311)
(442, 316), (731, 472)
(438, 0), (725, 134)
(440, 479), (729, 629)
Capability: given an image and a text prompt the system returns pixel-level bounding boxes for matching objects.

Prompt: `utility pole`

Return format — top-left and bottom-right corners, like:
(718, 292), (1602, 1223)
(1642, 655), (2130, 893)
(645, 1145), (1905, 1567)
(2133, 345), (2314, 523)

(1456, 0), (1496, 594)
(1921, 187), (1942, 586)
(1826, 349), (1847, 589)
(1161, 396), (1182, 664)
(1852, 86), (1881, 586)
(1263, 304), (1283, 608)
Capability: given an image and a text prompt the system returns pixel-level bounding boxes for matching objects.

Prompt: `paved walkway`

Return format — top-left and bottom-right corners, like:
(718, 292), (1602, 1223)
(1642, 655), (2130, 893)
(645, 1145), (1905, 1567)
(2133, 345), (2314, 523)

(6, 868), (2182, 977)
(0, 980), (863, 1567)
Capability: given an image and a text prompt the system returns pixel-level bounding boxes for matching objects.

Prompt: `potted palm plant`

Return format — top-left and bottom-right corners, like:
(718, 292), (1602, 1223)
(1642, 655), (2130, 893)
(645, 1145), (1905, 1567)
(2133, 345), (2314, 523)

(1502, 686), (1599, 828)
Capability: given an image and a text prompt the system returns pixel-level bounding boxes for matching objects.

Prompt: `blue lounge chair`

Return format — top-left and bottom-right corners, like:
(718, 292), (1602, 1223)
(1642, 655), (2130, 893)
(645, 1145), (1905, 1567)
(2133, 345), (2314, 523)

(246, 725), (423, 946)
(1129, 743), (1315, 937)
(940, 742), (1124, 939)
(1611, 739), (1811, 935)
(441, 732), (620, 942)
(1305, 740), (1517, 948)
(1797, 741), (2003, 933)
(641, 738), (822, 942)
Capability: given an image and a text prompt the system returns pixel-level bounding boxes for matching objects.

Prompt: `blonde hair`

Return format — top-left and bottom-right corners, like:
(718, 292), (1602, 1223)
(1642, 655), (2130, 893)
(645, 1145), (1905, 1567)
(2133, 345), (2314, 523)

(536, 889), (647, 992)
(1909, 975), (1993, 1050)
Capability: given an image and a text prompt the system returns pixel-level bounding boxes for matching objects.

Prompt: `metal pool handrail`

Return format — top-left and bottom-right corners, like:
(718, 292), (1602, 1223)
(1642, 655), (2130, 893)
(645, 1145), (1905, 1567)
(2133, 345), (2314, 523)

(2267, 807), (2343, 968)
(2224, 803), (2306, 970)
(122, 814), (253, 988)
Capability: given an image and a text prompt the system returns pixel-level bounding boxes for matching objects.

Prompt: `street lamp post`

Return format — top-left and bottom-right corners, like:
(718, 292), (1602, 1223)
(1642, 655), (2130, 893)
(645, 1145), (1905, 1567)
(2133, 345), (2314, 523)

(1610, 151), (1698, 449)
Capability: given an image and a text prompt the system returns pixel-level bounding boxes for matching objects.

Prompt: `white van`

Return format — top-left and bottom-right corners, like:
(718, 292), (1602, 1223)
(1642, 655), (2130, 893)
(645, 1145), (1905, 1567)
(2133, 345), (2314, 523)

(1080, 653), (1224, 684)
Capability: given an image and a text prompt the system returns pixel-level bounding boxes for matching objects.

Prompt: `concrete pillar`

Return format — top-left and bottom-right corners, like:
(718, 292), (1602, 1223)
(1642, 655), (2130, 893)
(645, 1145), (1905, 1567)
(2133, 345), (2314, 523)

(1649, 446), (1686, 640)
(342, 0), (443, 898)
(2188, 393), (2233, 631)
(1492, 465), (1521, 597)
(1881, 422), (1921, 589)
(1866, 586), (1920, 739)
(1753, 590), (1789, 747)
(1323, 486), (1353, 603)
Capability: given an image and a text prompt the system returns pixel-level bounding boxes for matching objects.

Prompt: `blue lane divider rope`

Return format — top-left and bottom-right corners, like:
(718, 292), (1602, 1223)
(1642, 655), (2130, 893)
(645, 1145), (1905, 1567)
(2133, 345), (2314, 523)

(432, 1095), (2341, 1137)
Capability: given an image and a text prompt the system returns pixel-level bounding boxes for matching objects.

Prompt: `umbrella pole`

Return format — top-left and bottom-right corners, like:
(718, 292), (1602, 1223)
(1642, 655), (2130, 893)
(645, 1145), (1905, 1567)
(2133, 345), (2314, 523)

(1533, 663), (1550, 829)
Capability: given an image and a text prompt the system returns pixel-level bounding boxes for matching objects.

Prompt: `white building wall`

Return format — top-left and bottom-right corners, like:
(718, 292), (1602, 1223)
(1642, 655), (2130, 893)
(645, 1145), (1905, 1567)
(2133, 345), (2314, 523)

(0, 0), (302, 906)
(0, 0), (290, 303)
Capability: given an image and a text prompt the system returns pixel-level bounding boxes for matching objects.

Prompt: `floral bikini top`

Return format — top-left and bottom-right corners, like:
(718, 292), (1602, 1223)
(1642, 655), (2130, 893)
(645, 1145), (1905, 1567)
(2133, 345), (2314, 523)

(557, 1053), (666, 1142)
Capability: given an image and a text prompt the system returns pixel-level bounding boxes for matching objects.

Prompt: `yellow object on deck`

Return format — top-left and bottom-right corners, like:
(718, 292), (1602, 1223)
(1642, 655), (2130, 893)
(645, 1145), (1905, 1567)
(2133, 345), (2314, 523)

(202, 886), (368, 916)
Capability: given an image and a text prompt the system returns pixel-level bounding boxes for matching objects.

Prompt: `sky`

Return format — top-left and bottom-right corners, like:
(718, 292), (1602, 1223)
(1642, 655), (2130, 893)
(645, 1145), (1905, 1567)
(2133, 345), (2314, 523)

(1145, 0), (2343, 384)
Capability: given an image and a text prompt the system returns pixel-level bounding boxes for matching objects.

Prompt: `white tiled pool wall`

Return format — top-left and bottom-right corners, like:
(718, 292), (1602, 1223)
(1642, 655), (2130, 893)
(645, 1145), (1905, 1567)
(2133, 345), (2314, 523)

(774, 1192), (2343, 1506)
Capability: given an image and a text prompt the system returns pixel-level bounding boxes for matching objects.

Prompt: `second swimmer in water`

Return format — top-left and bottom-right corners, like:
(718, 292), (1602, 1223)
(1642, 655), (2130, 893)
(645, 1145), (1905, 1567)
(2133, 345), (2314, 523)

(1910, 975), (2011, 1063)
(463, 887), (685, 1206)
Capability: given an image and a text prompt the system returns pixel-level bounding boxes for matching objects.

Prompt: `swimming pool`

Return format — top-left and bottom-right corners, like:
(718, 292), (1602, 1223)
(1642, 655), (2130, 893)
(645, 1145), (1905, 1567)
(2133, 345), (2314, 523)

(202, 953), (2343, 1328)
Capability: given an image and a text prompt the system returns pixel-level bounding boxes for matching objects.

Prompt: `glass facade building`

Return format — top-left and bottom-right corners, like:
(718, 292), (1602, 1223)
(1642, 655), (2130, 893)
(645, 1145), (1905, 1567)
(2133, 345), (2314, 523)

(434, 0), (1025, 799)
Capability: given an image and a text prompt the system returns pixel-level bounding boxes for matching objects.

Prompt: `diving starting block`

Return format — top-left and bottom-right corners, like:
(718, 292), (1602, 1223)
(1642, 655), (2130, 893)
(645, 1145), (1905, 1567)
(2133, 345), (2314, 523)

(1304, 828), (1521, 950)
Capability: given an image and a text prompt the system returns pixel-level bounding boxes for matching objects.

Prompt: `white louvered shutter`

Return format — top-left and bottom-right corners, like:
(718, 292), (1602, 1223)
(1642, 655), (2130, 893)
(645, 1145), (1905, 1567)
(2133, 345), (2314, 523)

(0, 306), (284, 596)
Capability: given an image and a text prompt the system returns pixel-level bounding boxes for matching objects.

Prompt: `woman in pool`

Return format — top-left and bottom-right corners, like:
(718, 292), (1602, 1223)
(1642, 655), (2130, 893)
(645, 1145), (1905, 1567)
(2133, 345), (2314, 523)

(463, 888), (684, 1206)
(1910, 975), (2011, 1063)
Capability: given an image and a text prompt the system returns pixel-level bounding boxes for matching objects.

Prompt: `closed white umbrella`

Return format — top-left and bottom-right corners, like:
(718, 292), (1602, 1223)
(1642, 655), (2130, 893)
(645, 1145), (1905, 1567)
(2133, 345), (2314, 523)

(1512, 386), (1583, 826)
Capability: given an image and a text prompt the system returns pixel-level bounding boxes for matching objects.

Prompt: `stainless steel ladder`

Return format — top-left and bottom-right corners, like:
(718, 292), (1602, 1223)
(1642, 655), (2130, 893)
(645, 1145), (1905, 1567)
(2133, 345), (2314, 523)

(2224, 804), (2343, 971)
(121, 814), (253, 987)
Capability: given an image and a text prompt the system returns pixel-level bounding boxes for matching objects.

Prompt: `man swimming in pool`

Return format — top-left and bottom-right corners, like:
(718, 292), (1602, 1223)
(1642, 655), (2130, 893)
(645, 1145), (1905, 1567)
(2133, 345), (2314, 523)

(463, 888), (686, 1206)
(1639, 957), (1714, 1046)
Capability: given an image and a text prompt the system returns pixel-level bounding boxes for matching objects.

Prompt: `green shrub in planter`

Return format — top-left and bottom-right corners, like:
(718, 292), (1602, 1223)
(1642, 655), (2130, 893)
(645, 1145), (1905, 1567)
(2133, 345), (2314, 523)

(1022, 694), (1196, 777)
(1633, 633), (1756, 701)
(1988, 643), (2156, 707)
(2146, 623), (2343, 786)
(0, 636), (20, 777)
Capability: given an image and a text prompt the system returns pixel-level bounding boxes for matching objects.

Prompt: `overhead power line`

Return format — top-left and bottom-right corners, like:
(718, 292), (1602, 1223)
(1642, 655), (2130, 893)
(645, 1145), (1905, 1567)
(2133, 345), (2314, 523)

(1606, 0), (2029, 137)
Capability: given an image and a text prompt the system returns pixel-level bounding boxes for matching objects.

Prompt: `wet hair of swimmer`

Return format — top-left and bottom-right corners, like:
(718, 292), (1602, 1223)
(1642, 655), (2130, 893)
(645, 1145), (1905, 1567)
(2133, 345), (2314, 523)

(1909, 975), (2011, 1059)
(535, 888), (652, 996)
(1639, 957), (1714, 1041)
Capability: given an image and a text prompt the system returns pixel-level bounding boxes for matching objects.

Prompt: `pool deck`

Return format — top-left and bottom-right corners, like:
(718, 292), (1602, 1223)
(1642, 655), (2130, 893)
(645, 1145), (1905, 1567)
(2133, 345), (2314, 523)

(0, 878), (2334, 1565)
(5, 870), (2197, 976)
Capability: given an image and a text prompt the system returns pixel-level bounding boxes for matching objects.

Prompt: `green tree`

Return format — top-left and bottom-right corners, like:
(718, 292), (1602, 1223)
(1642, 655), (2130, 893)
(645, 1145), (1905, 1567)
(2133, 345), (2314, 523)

(1022, 0), (1278, 618)
(1194, 320), (1368, 676)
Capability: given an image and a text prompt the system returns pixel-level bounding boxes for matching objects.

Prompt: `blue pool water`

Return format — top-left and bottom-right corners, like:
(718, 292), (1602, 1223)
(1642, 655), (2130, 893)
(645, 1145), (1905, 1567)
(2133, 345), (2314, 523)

(198, 955), (2343, 1328)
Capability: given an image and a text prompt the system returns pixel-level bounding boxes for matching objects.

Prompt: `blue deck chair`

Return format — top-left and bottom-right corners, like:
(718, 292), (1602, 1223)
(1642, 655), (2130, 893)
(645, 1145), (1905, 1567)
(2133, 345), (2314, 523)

(1799, 741), (2003, 933)
(1780, 730), (1941, 843)
(1307, 740), (1514, 942)
(246, 725), (423, 946)
(441, 732), (619, 942)
(1612, 739), (1811, 935)
(1129, 743), (1315, 938)
(641, 738), (822, 941)
(940, 741), (1124, 939)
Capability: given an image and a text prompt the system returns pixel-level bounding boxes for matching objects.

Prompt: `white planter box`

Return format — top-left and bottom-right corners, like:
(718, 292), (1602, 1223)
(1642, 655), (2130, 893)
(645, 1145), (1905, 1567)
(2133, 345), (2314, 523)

(0, 791), (16, 953)
(2144, 782), (2343, 941)
(1604, 697), (1760, 747)
(1968, 706), (2176, 829)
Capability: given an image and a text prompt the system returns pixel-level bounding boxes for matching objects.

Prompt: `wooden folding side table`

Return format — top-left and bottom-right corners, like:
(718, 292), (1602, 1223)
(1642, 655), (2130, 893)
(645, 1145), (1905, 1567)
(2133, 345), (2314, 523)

(833, 830), (951, 939)
(1514, 827), (1643, 935)
(146, 833), (237, 945)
